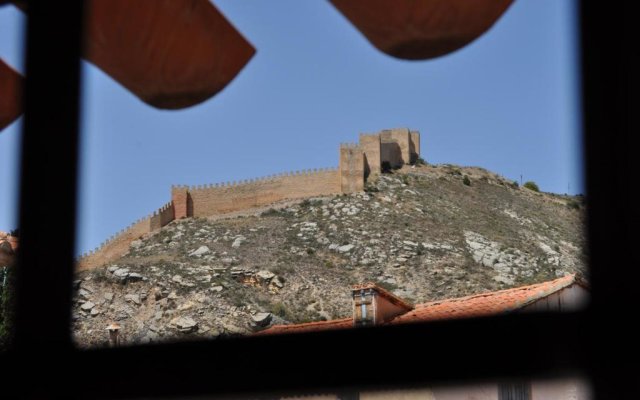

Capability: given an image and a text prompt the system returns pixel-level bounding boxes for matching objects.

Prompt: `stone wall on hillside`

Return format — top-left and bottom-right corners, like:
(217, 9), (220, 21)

(174, 168), (341, 218)
(77, 202), (174, 270)
(76, 129), (421, 269)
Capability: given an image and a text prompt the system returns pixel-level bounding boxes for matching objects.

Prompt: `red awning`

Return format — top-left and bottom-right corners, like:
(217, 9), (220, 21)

(82, 0), (255, 109)
(330, 0), (513, 60)
(1, 0), (514, 132)
(0, 59), (22, 131)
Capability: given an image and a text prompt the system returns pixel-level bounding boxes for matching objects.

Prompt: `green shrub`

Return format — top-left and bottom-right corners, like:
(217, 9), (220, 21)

(511, 180), (519, 189)
(232, 297), (245, 308)
(271, 302), (289, 318)
(90, 269), (109, 284)
(566, 199), (580, 210)
(377, 281), (398, 292)
(364, 183), (379, 193)
(260, 208), (281, 217)
(523, 181), (540, 192)
(415, 157), (427, 166)
(271, 264), (293, 276)
(462, 176), (471, 186)
(401, 175), (410, 185)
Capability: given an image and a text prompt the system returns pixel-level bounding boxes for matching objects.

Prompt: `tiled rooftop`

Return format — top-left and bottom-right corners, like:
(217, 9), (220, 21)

(255, 318), (353, 336)
(259, 274), (582, 335)
(391, 273), (581, 324)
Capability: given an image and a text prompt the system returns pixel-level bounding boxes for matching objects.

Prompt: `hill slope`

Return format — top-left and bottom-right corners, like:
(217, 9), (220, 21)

(72, 164), (586, 347)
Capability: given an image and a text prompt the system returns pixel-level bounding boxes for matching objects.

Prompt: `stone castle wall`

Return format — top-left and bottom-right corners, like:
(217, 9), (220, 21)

(77, 217), (152, 270)
(339, 143), (365, 193)
(410, 130), (420, 164)
(362, 128), (420, 171)
(172, 187), (190, 220)
(77, 201), (174, 270)
(380, 128), (411, 167)
(358, 134), (381, 178)
(149, 202), (175, 231)
(174, 168), (341, 218)
(77, 129), (421, 269)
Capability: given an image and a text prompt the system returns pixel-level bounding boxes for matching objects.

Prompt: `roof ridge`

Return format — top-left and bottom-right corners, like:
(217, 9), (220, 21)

(415, 274), (577, 309)
(270, 317), (351, 329)
(258, 317), (352, 335)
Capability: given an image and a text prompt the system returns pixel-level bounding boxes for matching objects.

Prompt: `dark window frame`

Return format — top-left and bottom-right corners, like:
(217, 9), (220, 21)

(0, 2), (634, 398)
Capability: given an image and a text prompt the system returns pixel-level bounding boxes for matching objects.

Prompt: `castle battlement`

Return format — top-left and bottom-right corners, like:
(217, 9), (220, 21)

(340, 142), (361, 149)
(77, 129), (420, 270)
(177, 167), (340, 194)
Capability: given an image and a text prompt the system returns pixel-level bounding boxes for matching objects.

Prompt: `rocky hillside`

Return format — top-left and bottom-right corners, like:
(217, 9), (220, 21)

(72, 164), (586, 347)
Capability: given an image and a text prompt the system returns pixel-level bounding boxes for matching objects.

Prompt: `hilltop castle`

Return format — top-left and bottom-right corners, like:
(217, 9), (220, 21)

(78, 128), (421, 269)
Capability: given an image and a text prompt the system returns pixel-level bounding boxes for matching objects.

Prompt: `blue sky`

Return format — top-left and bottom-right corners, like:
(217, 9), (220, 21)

(0, 0), (582, 254)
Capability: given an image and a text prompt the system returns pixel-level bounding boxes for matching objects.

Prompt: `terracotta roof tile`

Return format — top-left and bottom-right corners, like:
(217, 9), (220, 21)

(392, 274), (579, 325)
(257, 274), (581, 335)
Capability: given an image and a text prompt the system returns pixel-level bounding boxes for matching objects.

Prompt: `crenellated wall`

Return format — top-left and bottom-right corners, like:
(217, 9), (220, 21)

(77, 168), (343, 270)
(362, 128), (420, 169)
(150, 201), (175, 231)
(174, 168), (341, 218)
(76, 129), (421, 269)
(77, 201), (176, 270)
(77, 217), (151, 270)
(172, 186), (190, 220)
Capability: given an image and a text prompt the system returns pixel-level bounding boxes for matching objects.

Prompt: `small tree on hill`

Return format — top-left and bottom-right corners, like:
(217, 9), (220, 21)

(523, 181), (540, 192)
